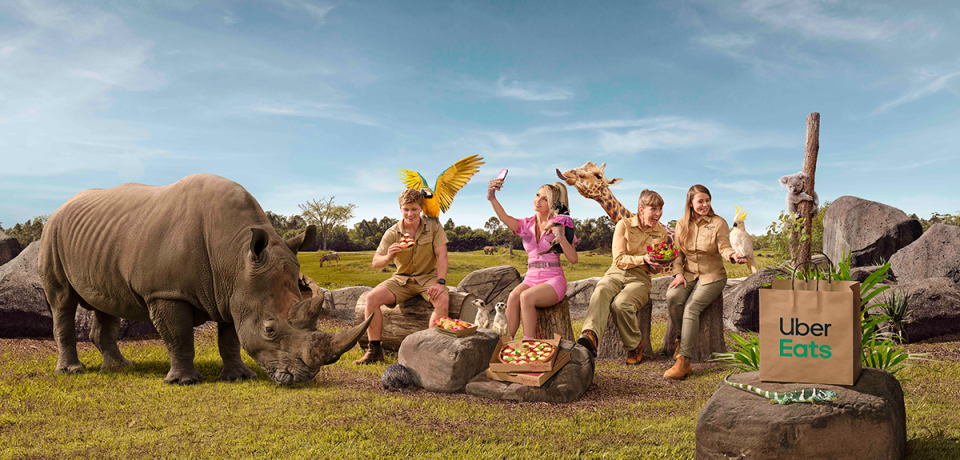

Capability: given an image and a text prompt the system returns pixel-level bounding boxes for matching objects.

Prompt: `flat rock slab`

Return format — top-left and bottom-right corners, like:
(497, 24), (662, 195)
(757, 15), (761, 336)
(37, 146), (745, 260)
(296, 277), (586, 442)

(398, 327), (501, 393)
(695, 368), (906, 460)
(465, 339), (594, 403)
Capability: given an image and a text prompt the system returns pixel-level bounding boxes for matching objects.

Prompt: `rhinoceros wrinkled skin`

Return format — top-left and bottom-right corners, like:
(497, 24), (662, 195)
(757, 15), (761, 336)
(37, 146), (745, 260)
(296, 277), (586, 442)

(38, 174), (371, 385)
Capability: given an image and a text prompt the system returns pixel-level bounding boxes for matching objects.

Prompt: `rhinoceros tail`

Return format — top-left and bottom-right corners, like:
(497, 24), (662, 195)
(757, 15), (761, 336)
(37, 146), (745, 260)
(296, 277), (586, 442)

(307, 314), (373, 367)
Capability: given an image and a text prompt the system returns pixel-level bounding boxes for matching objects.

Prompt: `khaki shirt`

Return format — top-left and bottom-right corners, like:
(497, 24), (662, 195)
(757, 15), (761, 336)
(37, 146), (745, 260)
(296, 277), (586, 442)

(672, 214), (736, 284)
(611, 215), (669, 272)
(377, 217), (449, 285)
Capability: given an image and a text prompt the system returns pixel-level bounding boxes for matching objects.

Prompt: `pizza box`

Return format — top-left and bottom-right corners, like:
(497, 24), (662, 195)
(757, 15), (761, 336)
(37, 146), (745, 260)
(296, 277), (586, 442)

(485, 351), (571, 387)
(435, 324), (478, 337)
(488, 334), (562, 373)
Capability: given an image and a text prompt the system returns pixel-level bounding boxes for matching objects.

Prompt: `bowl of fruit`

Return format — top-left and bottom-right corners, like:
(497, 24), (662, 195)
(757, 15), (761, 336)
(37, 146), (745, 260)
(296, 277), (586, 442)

(498, 340), (557, 365)
(647, 241), (678, 265)
(433, 316), (477, 337)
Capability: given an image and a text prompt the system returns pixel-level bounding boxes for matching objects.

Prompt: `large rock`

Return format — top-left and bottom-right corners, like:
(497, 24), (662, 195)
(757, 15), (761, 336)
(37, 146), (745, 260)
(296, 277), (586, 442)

(890, 223), (960, 286)
(456, 265), (522, 308)
(74, 308), (158, 342)
(332, 286), (372, 322)
(465, 339), (594, 403)
(866, 277), (960, 344)
(823, 196), (922, 267)
(0, 271), (53, 338)
(650, 275), (673, 314)
(722, 268), (779, 332)
(398, 327), (501, 393)
(0, 241), (39, 282)
(0, 230), (21, 268)
(696, 369), (906, 460)
(566, 277), (599, 320)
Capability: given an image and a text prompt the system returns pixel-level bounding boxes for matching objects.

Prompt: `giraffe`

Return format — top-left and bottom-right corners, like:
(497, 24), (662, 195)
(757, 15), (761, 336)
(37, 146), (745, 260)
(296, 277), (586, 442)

(556, 161), (674, 239)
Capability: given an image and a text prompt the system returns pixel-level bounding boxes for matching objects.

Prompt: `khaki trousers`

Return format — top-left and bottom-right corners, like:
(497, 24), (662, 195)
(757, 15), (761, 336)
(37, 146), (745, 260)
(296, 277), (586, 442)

(666, 277), (726, 359)
(582, 266), (652, 351)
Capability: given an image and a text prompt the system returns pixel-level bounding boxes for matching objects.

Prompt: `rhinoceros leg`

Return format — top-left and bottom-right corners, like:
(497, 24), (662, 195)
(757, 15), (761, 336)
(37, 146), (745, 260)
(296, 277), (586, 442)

(148, 299), (203, 385)
(49, 290), (86, 374)
(89, 307), (133, 370)
(217, 322), (257, 381)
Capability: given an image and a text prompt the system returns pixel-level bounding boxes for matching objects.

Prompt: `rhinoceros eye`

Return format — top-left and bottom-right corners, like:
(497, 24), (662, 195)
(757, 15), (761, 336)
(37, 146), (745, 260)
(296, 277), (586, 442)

(263, 320), (279, 340)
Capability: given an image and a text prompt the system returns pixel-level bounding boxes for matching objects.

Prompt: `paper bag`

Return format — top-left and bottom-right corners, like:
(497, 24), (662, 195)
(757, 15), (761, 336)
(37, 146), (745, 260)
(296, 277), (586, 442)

(759, 277), (862, 385)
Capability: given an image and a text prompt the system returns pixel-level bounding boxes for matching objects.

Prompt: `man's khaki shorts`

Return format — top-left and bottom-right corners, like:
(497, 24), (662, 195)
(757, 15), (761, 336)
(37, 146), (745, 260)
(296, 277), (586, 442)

(379, 277), (439, 305)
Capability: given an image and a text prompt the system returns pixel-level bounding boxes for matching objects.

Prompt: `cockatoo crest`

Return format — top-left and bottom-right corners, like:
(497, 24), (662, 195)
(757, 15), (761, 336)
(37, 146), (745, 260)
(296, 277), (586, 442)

(735, 205), (748, 222)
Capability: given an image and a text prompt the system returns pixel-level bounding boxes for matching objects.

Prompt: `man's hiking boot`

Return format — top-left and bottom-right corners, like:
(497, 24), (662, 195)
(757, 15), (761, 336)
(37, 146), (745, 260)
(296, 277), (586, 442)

(353, 342), (383, 365)
(577, 329), (598, 358)
(626, 343), (642, 365)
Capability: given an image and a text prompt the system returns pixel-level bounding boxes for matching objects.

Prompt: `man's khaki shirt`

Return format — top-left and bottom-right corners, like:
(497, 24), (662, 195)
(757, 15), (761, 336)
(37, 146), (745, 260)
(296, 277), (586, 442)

(671, 214), (736, 284)
(611, 215), (669, 273)
(377, 217), (448, 285)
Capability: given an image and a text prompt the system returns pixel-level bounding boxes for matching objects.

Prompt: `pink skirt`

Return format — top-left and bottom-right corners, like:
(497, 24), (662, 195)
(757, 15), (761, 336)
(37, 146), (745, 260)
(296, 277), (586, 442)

(521, 267), (567, 302)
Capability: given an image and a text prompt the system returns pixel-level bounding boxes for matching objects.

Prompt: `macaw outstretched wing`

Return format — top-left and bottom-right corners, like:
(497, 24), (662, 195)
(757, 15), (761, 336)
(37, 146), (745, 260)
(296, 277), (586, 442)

(434, 154), (485, 213)
(399, 169), (430, 192)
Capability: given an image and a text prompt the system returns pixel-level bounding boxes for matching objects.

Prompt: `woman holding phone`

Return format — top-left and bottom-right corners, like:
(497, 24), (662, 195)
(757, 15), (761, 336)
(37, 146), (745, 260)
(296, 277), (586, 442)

(488, 174), (577, 339)
(664, 184), (748, 380)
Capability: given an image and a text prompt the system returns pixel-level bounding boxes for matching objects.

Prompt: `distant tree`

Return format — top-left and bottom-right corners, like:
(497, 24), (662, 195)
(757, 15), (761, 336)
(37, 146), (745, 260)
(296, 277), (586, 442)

(667, 219), (678, 229)
(0, 215), (48, 247)
(911, 211), (960, 232)
(352, 216), (399, 250)
(444, 218), (456, 231)
(298, 197), (357, 251)
(484, 217), (501, 233)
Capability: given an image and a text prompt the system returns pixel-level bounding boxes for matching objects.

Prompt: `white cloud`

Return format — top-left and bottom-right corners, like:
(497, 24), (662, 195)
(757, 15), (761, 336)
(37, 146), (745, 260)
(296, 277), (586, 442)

(742, 0), (918, 41)
(873, 70), (960, 115)
(597, 119), (723, 153)
(244, 101), (380, 126)
(713, 179), (781, 194)
(274, 0), (336, 23)
(696, 33), (757, 48)
(496, 78), (573, 101)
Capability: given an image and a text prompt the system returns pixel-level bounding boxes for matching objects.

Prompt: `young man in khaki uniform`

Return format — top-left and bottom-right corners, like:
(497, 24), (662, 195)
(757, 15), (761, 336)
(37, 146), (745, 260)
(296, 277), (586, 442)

(578, 190), (669, 364)
(353, 189), (450, 365)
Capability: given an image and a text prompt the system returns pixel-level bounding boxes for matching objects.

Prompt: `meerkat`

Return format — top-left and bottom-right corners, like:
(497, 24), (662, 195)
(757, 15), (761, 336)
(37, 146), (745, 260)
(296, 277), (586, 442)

(381, 364), (415, 393)
(472, 299), (491, 329)
(492, 301), (509, 337)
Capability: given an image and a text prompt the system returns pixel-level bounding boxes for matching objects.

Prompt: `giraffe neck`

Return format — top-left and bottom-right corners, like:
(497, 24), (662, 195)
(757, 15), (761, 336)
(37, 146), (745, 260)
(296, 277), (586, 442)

(596, 187), (632, 223)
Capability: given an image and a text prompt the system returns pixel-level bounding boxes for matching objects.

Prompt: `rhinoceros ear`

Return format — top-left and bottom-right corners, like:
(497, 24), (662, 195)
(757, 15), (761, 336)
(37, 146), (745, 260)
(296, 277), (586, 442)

(285, 225), (317, 254)
(250, 227), (270, 263)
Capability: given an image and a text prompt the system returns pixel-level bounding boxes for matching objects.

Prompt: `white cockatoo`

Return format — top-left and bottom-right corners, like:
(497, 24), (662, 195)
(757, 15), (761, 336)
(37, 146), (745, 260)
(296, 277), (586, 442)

(730, 206), (758, 274)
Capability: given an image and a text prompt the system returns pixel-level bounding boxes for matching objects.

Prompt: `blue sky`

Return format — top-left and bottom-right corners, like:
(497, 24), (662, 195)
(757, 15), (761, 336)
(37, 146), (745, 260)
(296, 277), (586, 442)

(2, 0), (958, 236)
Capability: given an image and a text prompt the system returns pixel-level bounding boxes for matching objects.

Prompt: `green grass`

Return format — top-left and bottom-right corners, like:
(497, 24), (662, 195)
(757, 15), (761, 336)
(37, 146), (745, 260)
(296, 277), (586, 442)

(2, 317), (958, 459)
(299, 249), (782, 291)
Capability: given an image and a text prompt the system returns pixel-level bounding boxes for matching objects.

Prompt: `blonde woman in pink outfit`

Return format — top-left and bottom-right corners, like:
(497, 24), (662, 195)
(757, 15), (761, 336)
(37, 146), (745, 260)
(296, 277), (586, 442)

(488, 178), (578, 339)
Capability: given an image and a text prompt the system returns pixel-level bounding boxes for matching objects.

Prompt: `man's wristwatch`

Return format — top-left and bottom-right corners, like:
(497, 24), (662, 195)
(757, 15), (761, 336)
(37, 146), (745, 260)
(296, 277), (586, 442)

(438, 278), (446, 285)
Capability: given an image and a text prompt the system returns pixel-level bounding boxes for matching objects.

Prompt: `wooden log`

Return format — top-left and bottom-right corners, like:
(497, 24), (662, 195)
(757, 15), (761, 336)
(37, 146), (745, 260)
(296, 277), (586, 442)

(791, 112), (820, 266)
(534, 297), (575, 342)
(355, 291), (478, 352)
(597, 299), (654, 360)
(661, 294), (726, 363)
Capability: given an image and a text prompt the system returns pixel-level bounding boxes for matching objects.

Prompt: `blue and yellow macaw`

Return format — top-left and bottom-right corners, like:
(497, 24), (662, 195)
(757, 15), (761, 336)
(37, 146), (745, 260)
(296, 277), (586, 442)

(398, 155), (485, 219)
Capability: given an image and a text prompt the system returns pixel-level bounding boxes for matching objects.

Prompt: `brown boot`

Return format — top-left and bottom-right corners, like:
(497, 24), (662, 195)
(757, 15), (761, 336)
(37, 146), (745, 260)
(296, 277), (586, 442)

(626, 342), (642, 365)
(352, 342), (383, 365)
(577, 329), (598, 358)
(664, 355), (692, 380)
(672, 338), (681, 361)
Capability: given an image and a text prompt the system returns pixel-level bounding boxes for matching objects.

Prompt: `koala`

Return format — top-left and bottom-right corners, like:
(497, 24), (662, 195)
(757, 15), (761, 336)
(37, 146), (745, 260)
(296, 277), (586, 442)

(472, 299), (491, 329)
(492, 302), (509, 337)
(779, 172), (819, 219)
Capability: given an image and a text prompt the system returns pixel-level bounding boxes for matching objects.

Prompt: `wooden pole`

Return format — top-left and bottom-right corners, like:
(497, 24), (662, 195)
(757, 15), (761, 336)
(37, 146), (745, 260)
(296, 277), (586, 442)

(792, 113), (820, 266)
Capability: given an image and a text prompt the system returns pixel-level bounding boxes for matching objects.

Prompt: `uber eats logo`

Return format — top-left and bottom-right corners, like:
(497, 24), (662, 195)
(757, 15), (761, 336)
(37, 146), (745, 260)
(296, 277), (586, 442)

(779, 318), (832, 359)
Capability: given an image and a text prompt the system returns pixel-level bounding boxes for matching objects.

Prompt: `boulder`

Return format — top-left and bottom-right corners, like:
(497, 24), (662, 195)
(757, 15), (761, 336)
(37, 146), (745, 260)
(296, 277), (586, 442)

(0, 241), (39, 282)
(0, 230), (21, 268)
(695, 368), (905, 460)
(332, 286), (372, 322)
(398, 327), (501, 393)
(849, 265), (884, 283)
(456, 265), (522, 307)
(823, 196), (922, 267)
(74, 308), (158, 342)
(865, 277), (960, 343)
(890, 223), (960, 286)
(722, 268), (779, 332)
(650, 275), (672, 314)
(465, 339), (594, 403)
(0, 271), (53, 338)
(566, 277), (599, 320)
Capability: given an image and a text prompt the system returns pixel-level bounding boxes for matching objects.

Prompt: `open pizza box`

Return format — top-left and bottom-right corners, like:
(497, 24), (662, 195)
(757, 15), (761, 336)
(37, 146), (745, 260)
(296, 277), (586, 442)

(488, 334), (562, 373)
(435, 324), (478, 337)
(485, 351), (571, 387)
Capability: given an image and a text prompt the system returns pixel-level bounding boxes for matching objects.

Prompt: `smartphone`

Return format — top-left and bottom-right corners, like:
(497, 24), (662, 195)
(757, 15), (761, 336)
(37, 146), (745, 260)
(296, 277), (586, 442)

(488, 169), (508, 200)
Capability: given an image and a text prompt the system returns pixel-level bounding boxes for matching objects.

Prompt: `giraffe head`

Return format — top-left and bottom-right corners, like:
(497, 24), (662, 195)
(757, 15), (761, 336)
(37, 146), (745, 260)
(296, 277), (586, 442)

(555, 162), (622, 200)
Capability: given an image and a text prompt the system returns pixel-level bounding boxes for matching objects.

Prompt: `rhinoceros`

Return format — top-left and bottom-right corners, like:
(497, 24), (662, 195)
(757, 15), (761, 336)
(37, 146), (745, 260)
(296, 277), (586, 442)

(38, 174), (371, 385)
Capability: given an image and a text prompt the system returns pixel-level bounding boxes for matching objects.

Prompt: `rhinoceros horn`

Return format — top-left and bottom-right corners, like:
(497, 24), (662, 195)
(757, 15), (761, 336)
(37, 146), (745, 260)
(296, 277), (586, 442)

(307, 314), (374, 367)
(287, 293), (325, 331)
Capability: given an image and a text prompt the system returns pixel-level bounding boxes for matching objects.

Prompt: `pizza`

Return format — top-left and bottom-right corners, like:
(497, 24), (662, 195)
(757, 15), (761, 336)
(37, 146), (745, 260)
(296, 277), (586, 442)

(434, 316), (473, 332)
(498, 340), (557, 365)
(399, 232), (415, 249)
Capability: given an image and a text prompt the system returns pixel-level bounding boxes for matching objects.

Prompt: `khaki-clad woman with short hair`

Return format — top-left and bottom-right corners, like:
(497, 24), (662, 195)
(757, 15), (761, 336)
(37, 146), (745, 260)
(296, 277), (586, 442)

(664, 185), (748, 380)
